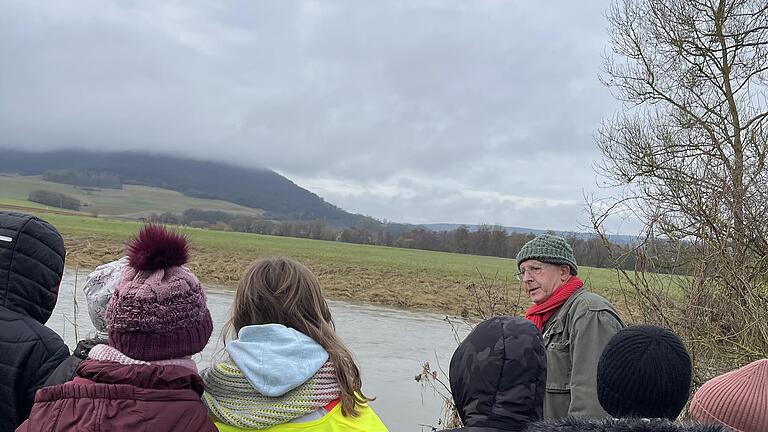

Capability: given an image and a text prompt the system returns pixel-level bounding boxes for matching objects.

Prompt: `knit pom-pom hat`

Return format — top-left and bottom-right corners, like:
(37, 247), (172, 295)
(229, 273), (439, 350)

(689, 358), (768, 432)
(516, 234), (578, 275)
(106, 225), (213, 361)
(597, 325), (692, 420)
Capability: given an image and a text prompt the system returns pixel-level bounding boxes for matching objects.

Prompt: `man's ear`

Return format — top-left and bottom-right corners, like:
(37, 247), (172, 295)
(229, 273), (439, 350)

(560, 265), (570, 280)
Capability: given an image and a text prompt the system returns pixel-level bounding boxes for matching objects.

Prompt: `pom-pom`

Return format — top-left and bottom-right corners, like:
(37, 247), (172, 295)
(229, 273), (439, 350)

(126, 224), (189, 271)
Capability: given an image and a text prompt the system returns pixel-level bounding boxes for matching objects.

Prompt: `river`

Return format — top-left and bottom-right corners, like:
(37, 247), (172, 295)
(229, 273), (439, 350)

(48, 268), (472, 431)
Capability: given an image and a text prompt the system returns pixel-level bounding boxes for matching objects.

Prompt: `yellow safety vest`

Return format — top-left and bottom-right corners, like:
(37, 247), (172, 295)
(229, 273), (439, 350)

(213, 403), (388, 432)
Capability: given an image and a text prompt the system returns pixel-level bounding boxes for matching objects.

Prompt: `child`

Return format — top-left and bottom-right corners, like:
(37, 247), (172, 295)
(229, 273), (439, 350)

(44, 257), (129, 386)
(18, 225), (217, 431)
(689, 358), (768, 432)
(0, 212), (68, 431)
(202, 257), (388, 431)
(442, 316), (546, 432)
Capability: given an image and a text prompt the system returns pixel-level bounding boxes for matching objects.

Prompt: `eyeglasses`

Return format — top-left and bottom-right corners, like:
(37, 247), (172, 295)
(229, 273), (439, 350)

(516, 265), (545, 281)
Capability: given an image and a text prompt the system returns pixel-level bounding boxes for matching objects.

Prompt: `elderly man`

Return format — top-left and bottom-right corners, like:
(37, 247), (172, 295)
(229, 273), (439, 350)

(516, 234), (624, 420)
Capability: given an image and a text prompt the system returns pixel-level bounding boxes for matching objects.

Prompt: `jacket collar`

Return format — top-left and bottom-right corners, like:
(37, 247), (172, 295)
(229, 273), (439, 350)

(76, 359), (205, 395)
(542, 287), (585, 334)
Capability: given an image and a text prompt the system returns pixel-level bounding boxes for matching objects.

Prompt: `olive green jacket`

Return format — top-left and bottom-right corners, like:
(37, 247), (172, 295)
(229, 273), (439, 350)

(541, 287), (624, 420)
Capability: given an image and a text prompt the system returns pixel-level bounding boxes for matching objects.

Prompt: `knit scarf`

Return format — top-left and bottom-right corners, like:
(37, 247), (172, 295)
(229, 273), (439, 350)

(88, 344), (198, 373)
(525, 276), (583, 331)
(202, 359), (341, 429)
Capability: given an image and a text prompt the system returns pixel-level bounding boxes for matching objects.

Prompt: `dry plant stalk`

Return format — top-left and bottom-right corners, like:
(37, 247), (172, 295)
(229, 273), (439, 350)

(73, 266), (79, 343)
(415, 360), (461, 431)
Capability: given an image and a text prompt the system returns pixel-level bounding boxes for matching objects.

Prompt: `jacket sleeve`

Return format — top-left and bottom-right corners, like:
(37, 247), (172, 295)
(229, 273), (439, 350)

(24, 341), (70, 416)
(43, 355), (82, 387)
(567, 309), (623, 417)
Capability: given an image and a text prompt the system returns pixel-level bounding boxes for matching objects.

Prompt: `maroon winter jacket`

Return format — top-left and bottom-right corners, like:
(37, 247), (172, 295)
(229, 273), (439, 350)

(17, 359), (217, 432)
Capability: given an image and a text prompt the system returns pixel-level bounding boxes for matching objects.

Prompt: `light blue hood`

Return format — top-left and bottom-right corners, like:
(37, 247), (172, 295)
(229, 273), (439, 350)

(226, 324), (329, 397)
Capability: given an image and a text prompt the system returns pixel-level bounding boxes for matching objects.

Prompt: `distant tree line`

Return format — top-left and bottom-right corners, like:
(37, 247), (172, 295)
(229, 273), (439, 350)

(28, 190), (81, 211)
(43, 169), (123, 189)
(336, 225), (632, 270)
(147, 210), (338, 240)
(148, 208), (638, 270)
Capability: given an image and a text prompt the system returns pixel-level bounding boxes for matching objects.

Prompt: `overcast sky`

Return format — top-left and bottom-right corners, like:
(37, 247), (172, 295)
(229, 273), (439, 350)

(0, 0), (633, 232)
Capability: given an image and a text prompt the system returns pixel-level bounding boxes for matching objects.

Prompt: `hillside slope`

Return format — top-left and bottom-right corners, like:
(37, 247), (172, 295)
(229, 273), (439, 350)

(0, 149), (366, 226)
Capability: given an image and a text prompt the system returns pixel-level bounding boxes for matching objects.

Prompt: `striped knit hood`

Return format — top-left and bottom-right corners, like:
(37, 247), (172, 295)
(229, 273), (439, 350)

(202, 325), (341, 429)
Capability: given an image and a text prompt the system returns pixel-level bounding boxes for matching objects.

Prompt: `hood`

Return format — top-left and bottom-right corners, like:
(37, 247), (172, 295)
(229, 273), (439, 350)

(450, 316), (546, 432)
(226, 323), (329, 397)
(77, 359), (205, 395)
(525, 418), (726, 432)
(0, 211), (65, 323)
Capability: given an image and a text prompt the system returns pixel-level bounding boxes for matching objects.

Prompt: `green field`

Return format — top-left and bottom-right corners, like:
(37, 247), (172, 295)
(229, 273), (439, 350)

(0, 175), (264, 218)
(0, 200), (643, 317)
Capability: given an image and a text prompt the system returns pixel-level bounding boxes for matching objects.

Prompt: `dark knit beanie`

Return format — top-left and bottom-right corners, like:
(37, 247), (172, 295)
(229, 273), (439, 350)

(106, 225), (213, 361)
(597, 325), (692, 420)
(516, 234), (578, 275)
(689, 358), (768, 432)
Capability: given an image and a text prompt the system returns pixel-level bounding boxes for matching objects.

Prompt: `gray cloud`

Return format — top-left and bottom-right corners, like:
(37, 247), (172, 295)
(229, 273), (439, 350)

(0, 0), (630, 231)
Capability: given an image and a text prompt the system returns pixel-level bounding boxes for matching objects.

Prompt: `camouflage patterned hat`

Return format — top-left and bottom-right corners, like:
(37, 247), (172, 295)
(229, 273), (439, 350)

(449, 316), (546, 430)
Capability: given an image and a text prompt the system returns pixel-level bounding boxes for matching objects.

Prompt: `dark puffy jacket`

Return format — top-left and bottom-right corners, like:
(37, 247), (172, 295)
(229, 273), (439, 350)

(443, 316), (547, 432)
(43, 337), (106, 387)
(525, 417), (725, 432)
(18, 359), (217, 432)
(0, 212), (69, 432)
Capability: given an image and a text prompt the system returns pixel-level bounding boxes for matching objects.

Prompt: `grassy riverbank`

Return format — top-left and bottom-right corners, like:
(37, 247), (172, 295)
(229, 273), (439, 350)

(2, 201), (632, 316)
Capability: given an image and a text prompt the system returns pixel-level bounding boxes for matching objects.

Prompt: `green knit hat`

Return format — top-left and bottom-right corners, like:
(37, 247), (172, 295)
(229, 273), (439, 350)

(516, 234), (578, 275)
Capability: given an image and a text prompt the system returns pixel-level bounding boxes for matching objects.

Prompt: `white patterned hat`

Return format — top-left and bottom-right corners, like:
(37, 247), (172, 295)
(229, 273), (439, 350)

(83, 257), (129, 337)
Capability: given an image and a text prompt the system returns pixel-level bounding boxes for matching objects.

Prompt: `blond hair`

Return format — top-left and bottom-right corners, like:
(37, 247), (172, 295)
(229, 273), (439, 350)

(226, 257), (372, 416)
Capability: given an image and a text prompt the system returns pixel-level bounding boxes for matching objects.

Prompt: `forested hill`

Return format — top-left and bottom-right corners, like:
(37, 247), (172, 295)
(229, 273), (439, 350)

(0, 149), (368, 226)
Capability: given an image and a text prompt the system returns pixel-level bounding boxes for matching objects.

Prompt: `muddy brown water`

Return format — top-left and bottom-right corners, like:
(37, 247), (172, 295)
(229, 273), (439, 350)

(48, 268), (471, 431)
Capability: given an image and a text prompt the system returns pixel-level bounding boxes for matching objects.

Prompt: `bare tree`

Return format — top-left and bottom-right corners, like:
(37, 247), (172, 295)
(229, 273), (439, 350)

(592, 0), (768, 383)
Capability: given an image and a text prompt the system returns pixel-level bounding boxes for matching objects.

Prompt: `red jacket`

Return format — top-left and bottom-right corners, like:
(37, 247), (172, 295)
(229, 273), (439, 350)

(17, 360), (217, 432)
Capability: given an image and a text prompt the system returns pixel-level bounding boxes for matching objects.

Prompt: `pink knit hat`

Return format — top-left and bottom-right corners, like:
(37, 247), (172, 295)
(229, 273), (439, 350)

(106, 225), (213, 361)
(689, 358), (768, 432)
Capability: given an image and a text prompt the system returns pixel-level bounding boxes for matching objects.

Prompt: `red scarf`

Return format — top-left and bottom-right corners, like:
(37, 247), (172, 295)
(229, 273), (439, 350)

(525, 276), (583, 331)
